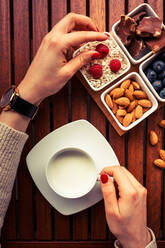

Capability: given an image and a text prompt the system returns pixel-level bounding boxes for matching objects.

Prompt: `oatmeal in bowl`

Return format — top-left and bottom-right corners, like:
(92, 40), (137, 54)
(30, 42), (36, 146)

(73, 33), (131, 91)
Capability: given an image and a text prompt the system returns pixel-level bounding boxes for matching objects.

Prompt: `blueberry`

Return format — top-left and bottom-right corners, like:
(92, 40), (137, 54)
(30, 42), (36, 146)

(146, 70), (157, 83)
(159, 88), (165, 98)
(152, 80), (163, 92)
(153, 60), (165, 73)
(158, 70), (165, 79)
(144, 67), (152, 76)
(160, 52), (165, 62)
(162, 78), (165, 87)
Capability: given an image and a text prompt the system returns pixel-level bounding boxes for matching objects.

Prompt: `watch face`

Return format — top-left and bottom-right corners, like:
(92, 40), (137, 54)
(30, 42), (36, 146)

(0, 87), (15, 108)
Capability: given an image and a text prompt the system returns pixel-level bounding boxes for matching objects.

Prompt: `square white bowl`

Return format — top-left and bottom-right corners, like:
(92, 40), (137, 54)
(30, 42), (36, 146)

(73, 32), (131, 91)
(112, 3), (164, 64)
(26, 120), (119, 215)
(139, 51), (165, 102)
(101, 72), (158, 131)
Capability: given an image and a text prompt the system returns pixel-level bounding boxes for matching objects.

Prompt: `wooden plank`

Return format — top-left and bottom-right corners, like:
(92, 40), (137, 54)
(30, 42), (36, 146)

(145, 0), (163, 239)
(70, 0), (89, 241)
(108, 0), (125, 241)
(2, 241), (115, 248)
(89, 0), (107, 240)
(12, 0), (34, 239)
(0, 0), (11, 94)
(51, 0), (71, 241)
(32, 0), (52, 240)
(109, 0), (125, 29)
(0, 0), (16, 240)
(126, 1), (145, 186)
(128, 0), (144, 13)
(4, 240), (165, 248)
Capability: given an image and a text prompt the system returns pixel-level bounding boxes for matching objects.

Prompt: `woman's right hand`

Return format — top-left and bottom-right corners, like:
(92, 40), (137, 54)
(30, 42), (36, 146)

(100, 166), (151, 248)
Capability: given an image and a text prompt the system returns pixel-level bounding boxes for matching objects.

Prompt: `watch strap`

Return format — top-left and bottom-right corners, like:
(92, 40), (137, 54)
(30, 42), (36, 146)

(11, 94), (38, 119)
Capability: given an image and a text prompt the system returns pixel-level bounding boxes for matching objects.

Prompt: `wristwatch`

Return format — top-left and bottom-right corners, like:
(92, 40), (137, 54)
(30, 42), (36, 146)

(0, 86), (38, 119)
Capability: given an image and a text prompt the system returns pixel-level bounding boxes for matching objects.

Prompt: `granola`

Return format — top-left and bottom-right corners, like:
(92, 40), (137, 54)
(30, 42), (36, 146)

(74, 36), (129, 90)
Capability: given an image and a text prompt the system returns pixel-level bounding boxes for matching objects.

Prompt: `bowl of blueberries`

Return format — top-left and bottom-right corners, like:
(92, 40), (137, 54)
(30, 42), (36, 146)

(140, 50), (165, 102)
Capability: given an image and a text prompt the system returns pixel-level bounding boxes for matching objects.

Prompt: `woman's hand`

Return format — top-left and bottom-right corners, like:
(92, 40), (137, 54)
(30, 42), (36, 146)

(100, 166), (151, 248)
(18, 13), (108, 105)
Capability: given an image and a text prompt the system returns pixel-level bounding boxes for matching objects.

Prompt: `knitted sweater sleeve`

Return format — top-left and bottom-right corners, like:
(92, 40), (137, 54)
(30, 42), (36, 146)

(0, 122), (28, 235)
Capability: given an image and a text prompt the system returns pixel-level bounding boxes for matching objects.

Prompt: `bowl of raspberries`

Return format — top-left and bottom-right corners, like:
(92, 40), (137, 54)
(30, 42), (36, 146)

(73, 33), (130, 91)
(140, 50), (165, 102)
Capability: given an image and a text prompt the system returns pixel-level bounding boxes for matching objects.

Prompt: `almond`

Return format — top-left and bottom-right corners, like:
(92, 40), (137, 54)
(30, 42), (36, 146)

(112, 102), (118, 114)
(133, 90), (147, 99)
(119, 106), (125, 109)
(135, 105), (143, 119)
(105, 94), (113, 109)
(159, 120), (165, 128)
(123, 113), (132, 127)
(132, 81), (140, 89)
(131, 109), (136, 122)
(128, 84), (134, 93)
(125, 89), (134, 101)
(127, 100), (136, 113)
(116, 113), (123, 123)
(150, 130), (158, 146)
(159, 149), (165, 161)
(138, 99), (152, 108)
(143, 108), (149, 113)
(154, 159), (165, 168)
(113, 88), (125, 99)
(115, 97), (130, 107)
(120, 79), (131, 89)
(117, 109), (127, 116)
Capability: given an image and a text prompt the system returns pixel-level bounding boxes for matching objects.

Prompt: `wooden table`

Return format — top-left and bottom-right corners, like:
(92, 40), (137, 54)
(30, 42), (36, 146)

(1, 0), (165, 247)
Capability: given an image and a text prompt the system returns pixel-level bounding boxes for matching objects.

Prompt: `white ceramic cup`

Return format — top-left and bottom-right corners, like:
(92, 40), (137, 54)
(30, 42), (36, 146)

(46, 147), (99, 199)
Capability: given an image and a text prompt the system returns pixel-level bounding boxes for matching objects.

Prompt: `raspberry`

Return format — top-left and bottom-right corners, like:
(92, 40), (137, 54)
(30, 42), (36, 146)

(89, 64), (103, 79)
(96, 44), (109, 59)
(109, 59), (121, 73)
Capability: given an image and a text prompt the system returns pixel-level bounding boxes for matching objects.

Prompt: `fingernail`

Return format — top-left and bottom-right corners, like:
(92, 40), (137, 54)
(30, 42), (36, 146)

(91, 52), (101, 60)
(101, 174), (108, 184)
(104, 33), (110, 38)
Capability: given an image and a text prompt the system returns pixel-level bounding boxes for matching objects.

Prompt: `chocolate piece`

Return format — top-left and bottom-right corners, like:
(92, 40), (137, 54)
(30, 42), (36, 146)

(117, 15), (136, 46)
(146, 30), (165, 53)
(132, 11), (147, 24)
(128, 38), (145, 57)
(136, 17), (163, 37)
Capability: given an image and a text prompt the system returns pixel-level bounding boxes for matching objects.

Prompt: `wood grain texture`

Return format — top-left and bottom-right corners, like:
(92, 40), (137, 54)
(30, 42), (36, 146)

(145, 0), (163, 239)
(32, 0), (52, 240)
(51, 0), (71, 241)
(108, 0), (125, 30)
(126, 1), (145, 185)
(70, 0), (89, 241)
(0, 0), (11, 94)
(12, 0), (34, 239)
(0, 0), (15, 240)
(89, 0), (107, 240)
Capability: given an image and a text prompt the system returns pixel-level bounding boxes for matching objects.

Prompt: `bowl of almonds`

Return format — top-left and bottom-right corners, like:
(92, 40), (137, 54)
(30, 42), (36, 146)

(101, 72), (158, 131)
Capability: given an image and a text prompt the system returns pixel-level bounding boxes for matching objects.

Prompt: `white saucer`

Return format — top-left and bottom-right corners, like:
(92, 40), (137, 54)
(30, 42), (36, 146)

(26, 120), (119, 215)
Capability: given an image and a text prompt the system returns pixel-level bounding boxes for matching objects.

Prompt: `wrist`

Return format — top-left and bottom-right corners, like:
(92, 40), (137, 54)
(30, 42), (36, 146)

(17, 81), (43, 106)
(117, 227), (151, 248)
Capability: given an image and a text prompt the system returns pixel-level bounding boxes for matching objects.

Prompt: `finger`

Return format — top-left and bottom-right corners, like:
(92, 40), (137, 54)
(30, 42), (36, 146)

(63, 31), (108, 48)
(100, 174), (119, 215)
(101, 166), (137, 196)
(52, 13), (98, 34)
(121, 167), (145, 190)
(61, 50), (100, 79)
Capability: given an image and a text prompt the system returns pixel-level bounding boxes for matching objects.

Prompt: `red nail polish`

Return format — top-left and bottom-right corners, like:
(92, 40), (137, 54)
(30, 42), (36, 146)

(91, 52), (101, 60)
(105, 33), (110, 38)
(101, 174), (108, 184)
